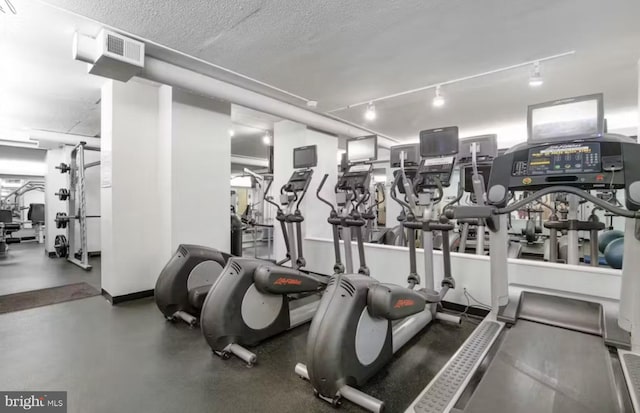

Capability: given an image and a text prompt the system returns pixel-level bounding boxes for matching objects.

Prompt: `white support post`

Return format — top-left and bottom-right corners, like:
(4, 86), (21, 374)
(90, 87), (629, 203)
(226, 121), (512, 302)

(489, 214), (509, 317)
(619, 218), (640, 352)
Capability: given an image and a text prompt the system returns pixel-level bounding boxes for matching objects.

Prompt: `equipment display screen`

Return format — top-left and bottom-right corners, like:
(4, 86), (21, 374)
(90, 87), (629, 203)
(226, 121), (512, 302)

(527, 143), (601, 175)
(420, 127), (459, 158)
(390, 144), (420, 167)
(347, 135), (378, 162)
(528, 94), (603, 143)
(293, 145), (317, 168)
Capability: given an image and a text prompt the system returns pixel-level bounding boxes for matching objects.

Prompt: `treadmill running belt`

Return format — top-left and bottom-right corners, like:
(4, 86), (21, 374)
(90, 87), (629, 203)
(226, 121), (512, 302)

(464, 320), (621, 413)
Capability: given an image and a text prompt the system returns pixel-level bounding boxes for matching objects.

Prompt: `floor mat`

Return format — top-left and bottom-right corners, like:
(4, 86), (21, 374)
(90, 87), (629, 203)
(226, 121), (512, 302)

(0, 282), (100, 314)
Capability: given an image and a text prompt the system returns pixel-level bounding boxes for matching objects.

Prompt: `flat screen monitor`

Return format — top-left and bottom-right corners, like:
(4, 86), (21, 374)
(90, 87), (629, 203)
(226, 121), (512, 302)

(390, 144), (420, 167)
(347, 135), (378, 163)
(458, 134), (498, 161)
(528, 93), (604, 144)
(293, 145), (317, 168)
(419, 127), (459, 158)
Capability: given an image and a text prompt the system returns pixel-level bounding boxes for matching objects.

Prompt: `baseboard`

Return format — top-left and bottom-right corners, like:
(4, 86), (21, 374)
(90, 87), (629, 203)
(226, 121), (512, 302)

(102, 289), (154, 305)
(442, 300), (490, 318)
(47, 251), (101, 258)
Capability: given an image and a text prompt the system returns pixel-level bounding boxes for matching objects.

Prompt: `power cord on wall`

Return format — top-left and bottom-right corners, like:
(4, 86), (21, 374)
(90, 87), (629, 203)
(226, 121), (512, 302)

(449, 288), (492, 325)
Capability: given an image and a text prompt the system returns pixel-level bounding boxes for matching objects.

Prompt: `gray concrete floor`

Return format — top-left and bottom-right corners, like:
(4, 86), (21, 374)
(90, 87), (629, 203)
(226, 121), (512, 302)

(0, 242), (477, 412)
(0, 242), (100, 296)
(0, 294), (476, 413)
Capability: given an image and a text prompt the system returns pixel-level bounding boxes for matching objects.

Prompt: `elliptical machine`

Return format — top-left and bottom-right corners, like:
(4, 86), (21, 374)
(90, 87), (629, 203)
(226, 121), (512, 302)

(155, 245), (232, 327)
(200, 145), (329, 367)
(295, 127), (462, 413)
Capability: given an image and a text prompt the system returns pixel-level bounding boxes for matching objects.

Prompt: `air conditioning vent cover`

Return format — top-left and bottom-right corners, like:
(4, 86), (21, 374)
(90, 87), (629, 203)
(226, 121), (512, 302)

(87, 29), (145, 82)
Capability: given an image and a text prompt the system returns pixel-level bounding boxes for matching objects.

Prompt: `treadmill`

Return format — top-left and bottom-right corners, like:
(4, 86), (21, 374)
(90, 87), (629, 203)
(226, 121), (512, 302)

(406, 94), (640, 413)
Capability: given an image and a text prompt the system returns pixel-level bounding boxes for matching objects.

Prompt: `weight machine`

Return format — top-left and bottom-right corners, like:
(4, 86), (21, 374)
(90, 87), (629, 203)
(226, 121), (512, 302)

(53, 142), (100, 270)
(0, 180), (46, 244)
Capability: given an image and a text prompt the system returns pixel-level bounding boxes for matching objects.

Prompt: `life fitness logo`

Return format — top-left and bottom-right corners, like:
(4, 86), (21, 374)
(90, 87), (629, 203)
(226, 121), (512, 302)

(273, 277), (302, 286)
(394, 299), (415, 309)
(2, 391), (66, 412)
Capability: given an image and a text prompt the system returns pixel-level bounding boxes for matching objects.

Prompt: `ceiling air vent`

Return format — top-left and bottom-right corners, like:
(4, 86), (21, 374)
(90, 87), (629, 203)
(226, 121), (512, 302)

(73, 29), (145, 82)
(106, 34), (124, 56)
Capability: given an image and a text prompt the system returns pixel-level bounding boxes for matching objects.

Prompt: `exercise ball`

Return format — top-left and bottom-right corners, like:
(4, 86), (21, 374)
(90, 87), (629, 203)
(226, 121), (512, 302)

(598, 230), (624, 254)
(604, 238), (624, 269)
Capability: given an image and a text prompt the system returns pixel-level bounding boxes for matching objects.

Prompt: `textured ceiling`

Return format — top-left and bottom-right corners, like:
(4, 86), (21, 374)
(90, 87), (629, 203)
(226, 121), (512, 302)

(40, 0), (640, 142)
(0, 0), (103, 137)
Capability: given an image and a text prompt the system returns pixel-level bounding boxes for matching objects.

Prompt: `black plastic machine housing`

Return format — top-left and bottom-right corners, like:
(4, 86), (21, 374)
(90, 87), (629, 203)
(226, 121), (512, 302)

(414, 127), (460, 189)
(337, 164), (373, 192)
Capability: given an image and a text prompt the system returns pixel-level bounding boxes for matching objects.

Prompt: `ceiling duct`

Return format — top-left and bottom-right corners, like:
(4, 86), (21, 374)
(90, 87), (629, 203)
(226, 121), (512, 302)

(72, 30), (395, 145)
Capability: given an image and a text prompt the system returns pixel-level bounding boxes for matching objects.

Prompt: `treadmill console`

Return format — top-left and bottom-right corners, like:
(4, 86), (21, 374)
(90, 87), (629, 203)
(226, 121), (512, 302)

(415, 156), (456, 189)
(515, 142), (602, 176)
(486, 138), (640, 211)
(337, 164), (373, 191)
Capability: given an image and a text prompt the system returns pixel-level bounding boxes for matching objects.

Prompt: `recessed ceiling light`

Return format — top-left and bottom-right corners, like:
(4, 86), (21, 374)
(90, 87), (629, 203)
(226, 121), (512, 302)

(432, 86), (445, 108)
(364, 102), (377, 121)
(228, 129), (235, 137)
(529, 62), (543, 87)
(262, 133), (271, 145)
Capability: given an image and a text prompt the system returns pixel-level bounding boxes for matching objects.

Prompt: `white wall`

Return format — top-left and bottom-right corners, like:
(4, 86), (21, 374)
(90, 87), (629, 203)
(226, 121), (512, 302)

(101, 79), (232, 298)
(272, 121), (338, 260)
(304, 237), (622, 307)
(0, 145), (46, 176)
(168, 89), (231, 253)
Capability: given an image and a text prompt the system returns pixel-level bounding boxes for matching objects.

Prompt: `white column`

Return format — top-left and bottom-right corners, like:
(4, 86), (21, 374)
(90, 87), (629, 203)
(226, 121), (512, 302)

(101, 79), (163, 298)
(272, 121), (338, 265)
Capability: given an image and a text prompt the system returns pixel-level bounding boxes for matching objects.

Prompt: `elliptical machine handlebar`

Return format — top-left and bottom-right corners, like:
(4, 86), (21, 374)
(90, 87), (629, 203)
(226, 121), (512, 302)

(366, 183), (386, 215)
(390, 172), (412, 213)
(316, 174), (336, 214)
(264, 193), (283, 214)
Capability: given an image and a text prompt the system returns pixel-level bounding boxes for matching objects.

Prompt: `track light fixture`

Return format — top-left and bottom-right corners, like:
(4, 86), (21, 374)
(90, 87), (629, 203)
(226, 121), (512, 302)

(364, 102), (377, 121)
(432, 86), (445, 108)
(329, 51), (574, 114)
(529, 61), (543, 87)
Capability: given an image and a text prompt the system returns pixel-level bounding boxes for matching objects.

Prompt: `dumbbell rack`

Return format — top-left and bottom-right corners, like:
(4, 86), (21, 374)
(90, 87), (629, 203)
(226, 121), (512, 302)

(54, 142), (93, 270)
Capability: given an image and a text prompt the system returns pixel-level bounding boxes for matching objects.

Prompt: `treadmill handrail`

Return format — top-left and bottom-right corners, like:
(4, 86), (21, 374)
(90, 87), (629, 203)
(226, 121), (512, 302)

(447, 186), (639, 220)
